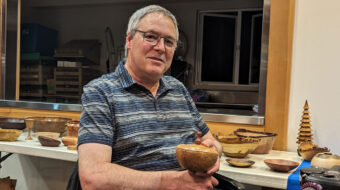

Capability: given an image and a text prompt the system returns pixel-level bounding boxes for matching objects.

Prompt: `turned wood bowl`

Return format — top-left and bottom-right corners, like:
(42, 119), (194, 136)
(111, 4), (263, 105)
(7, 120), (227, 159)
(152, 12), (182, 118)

(0, 129), (22, 141)
(0, 117), (26, 130)
(66, 120), (79, 137)
(176, 144), (218, 172)
(226, 158), (255, 168)
(234, 128), (277, 154)
(311, 152), (340, 169)
(298, 142), (330, 161)
(38, 136), (61, 147)
(25, 116), (72, 134)
(264, 159), (299, 172)
(219, 138), (260, 158)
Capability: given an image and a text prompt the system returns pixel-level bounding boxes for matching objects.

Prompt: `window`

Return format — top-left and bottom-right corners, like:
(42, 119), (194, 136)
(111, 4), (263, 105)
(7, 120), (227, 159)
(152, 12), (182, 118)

(194, 9), (265, 115)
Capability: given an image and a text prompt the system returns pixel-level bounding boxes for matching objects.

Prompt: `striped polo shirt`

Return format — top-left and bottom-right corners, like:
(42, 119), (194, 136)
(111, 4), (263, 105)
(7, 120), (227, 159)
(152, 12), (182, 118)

(78, 61), (209, 171)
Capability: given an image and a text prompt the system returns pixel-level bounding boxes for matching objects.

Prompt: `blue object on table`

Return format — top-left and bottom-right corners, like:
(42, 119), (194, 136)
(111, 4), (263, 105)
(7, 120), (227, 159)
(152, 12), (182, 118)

(287, 160), (311, 190)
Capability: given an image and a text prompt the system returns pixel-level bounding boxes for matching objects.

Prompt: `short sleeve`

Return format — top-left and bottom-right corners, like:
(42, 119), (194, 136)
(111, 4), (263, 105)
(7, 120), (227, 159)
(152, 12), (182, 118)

(78, 84), (115, 147)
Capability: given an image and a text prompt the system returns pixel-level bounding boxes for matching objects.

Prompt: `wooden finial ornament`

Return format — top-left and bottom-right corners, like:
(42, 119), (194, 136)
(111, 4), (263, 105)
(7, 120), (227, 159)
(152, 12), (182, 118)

(297, 100), (313, 144)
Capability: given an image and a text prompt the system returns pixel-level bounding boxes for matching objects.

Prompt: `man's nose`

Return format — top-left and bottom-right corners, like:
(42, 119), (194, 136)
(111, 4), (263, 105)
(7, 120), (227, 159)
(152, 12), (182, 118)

(154, 38), (166, 51)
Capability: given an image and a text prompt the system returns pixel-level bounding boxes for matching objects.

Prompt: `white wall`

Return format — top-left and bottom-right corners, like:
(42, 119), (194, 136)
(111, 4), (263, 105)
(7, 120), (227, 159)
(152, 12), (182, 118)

(288, 0), (340, 154)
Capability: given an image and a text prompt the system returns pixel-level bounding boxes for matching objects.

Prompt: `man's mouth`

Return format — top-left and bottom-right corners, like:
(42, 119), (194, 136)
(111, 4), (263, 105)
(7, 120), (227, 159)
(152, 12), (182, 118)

(149, 57), (164, 63)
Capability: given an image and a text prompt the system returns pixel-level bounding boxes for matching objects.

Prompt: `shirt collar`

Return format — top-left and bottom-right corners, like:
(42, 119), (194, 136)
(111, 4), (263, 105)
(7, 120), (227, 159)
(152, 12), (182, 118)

(116, 60), (173, 92)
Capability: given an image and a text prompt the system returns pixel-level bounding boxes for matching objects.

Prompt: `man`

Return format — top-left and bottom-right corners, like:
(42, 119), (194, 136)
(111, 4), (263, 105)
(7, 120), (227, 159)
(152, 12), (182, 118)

(77, 5), (222, 190)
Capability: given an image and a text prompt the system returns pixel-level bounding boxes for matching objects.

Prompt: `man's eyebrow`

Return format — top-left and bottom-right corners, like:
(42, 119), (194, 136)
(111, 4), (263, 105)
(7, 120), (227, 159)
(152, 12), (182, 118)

(145, 30), (176, 41)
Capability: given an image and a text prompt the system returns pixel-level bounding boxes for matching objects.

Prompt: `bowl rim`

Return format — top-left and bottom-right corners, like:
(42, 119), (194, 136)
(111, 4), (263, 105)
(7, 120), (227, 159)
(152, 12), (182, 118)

(234, 128), (278, 138)
(24, 116), (72, 121)
(264, 158), (300, 166)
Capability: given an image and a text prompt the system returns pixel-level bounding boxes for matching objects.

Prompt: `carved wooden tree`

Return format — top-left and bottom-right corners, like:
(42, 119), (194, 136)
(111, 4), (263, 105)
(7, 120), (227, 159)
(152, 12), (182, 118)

(297, 100), (313, 144)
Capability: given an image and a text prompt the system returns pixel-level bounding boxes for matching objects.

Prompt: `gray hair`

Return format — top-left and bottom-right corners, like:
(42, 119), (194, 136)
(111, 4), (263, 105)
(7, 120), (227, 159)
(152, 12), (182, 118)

(125, 5), (179, 56)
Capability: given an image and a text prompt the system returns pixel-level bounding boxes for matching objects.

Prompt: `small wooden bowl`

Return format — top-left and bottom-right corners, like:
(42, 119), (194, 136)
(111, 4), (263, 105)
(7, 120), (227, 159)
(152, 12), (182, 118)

(264, 159), (299, 172)
(226, 158), (255, 168)
(176, 144), (218, 172)
(62, 136), (78, 146)
(38, 136), (61, 147)
(66, 120), (79, 137)
(0, 129), (22, 141)
(221, 141), (259, 158)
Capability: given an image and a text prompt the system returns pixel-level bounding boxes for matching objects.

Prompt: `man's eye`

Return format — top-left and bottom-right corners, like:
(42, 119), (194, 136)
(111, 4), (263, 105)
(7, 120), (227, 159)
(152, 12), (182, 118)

(144, 34), (158, 40)
(164, 39), (175, 46)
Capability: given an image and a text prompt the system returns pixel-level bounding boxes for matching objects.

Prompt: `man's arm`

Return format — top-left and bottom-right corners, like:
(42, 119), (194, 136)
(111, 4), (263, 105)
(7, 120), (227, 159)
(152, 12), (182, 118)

(78, 143), (218, 190)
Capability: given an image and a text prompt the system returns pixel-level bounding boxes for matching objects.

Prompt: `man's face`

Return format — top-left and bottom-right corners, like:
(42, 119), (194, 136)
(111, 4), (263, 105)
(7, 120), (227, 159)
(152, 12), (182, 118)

(126, 12), (177, 80)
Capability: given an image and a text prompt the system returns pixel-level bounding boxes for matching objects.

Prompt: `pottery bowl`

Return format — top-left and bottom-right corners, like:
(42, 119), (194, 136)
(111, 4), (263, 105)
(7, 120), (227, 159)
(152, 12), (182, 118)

(0, 129), (22, 141)
(25, 116), (72, 135)
(220, 139), (260, 158)
(176, 144), (218, 172)
(264, 159), (299, 172)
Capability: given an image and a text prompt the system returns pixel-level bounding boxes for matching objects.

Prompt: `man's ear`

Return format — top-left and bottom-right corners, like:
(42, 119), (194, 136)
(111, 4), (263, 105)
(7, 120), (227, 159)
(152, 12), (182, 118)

(126, 34), (131, 49)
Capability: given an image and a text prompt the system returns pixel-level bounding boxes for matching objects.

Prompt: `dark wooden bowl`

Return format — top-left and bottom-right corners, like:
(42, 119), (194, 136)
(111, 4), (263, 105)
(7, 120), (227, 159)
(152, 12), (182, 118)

(0, 117), (26, 130)
(264, 159), (299, 172)
(38, 136), (61, 147)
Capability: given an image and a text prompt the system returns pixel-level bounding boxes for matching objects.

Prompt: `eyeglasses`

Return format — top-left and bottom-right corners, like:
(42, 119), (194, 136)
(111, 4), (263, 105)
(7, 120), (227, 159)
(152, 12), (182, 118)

(135, 30), (177, 50)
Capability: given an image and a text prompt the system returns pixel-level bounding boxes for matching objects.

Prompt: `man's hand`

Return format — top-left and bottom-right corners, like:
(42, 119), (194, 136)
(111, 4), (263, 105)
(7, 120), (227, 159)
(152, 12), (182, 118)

(162, 170), (218, 190)
(191, 131), (221, 176)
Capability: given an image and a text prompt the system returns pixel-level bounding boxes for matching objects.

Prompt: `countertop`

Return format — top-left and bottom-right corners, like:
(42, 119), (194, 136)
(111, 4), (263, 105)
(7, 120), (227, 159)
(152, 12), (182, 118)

(0, 132), (77, 162)
(0, 132), (302, 189)
(218, 150), (302, 189)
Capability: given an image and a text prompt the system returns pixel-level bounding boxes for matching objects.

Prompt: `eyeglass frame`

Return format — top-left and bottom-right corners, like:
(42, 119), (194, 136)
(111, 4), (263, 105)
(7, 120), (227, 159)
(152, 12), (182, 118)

(134, 29), (178, 50)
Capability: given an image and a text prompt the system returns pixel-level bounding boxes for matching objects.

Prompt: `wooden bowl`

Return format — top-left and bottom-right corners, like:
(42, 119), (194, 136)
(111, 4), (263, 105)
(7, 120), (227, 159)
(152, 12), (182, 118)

(311, 152), (340, 169)
(234, 128), (277, 154)
(25, 116), (71, 134)
(264, 159), (299, 172)
(226, 158), (255, 167)
(62, 136), (78, 146)
(35, 132), (60, 140)
(0, 117), (26, 130)
(298, 142), (330, 161)
(176, 144), (218, 172)
(0, 129), (22, 141)
(38, 136), (61, 147)
(66, 120), (79, 137)
(221, 140), (260, 158)
(216, 134), (257, 144)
